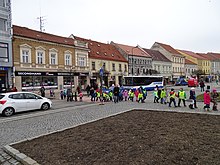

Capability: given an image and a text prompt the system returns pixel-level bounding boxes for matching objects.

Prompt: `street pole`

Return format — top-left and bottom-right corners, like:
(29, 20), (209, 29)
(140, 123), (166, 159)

(99, 66), (104, 105)
(70, 67), (73, 92)
(131, 46), (138, 85)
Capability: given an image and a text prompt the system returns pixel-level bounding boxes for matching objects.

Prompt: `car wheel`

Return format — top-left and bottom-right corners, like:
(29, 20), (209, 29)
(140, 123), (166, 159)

(41, 103), (50, 110)
(2, 107), (15, 117)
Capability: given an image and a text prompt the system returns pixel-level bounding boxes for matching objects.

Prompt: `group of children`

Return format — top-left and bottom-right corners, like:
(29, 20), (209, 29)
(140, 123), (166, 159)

(60, 85), (219, 111)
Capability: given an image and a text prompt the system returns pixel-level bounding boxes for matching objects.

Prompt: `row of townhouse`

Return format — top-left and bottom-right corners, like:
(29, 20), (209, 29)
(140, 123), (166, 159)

(1, 26), (220, 92)
(12, 25), (132, 92)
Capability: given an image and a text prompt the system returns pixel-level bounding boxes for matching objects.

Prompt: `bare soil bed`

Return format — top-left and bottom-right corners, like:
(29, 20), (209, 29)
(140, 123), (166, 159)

(13, 110), (220, 165)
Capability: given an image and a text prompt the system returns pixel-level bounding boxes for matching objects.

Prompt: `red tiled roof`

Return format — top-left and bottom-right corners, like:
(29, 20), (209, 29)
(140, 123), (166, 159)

(185, 59), (196, 65)
(196, 53), (210, 60)
(13, 25), (75, 46)
(201, 53), (220, 61)
(156, 42), (182, 55)
(74, 36), (128, 62)
(114, 43), (151, 58)
(177, 49), (208, 60)
(143, 48), (171, 62)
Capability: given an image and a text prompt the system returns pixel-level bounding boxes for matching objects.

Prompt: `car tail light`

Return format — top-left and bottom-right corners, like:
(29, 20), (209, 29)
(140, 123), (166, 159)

(0, 100), (7, 105)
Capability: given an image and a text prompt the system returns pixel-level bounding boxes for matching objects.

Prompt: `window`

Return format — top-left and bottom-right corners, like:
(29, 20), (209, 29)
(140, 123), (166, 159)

(103, 63), (106, 70)
(92, 62), (95, 70)
(0, 0), (6, 7)
(0, 42), (8, 62)
(65, 54), (71, 66)
(24, 93), (38, 99)
(112, 63), (115, 71)
(37, 52), (43, 64)
(0, 18), (7, 31)
(119, 64), (122, 71)
(22, 50), (29, 63)
(78, 56), (85, 66)
(124, 64), (127, 72)
(50, 53), (56, 65)
(9, 93), (24, 99)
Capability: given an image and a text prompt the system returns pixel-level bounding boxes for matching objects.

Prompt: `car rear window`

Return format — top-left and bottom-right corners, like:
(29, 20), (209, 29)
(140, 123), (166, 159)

(0, 95), (5, 99)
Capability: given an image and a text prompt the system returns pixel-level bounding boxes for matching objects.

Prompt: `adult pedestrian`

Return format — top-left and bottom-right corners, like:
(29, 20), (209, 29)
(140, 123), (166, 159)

(211, 88), (219, 111)
(90, 87), (96, 102)
(86, 85), (91, 97)
(60, 90), (64, 100)
(178, 88), (186, 107)
(40, 86), (45, 97)
(66, 88), (73, 102)
(189, 87), (197, 109)
(113, 84), (120, 103)
(199, 80), (205, 92)
(168, 88), (177, 107)
(204, 90), (211, 111)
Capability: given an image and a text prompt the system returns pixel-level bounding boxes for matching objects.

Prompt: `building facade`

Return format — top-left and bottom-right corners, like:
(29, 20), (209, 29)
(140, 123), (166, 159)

(143, 48), (172, 82)
(151, 42), (185, 80)
(111, 42), (152, 76)
(0, 0), (13, 91)
(74, 37), (128, 87)
(185, 59), (197, 78)
(177, 49), (210, 75)
(13, 25), (89, 93)
(207, 53), (220, 79)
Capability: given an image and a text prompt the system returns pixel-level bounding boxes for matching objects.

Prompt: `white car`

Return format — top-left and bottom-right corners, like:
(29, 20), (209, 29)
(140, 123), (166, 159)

(0, 92), (52, 117)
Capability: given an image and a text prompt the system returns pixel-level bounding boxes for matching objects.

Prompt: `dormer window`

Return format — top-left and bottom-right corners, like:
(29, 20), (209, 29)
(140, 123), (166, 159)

(97, 52), (99, 55)
(112, 54), (114, 57)
(104, 53), (107, 56)
(98, 44), (100, 47)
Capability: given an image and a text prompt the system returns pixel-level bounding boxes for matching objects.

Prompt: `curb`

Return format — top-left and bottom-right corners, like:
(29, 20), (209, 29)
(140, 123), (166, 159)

(3, 145), (39, 165)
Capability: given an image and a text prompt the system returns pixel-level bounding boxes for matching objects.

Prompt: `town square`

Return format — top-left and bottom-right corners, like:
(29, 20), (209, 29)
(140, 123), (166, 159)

(1, 0), (220, 164)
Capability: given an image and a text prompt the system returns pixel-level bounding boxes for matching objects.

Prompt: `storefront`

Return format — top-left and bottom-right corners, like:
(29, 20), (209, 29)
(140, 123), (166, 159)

(15, 71), (88, 91)
(0, 67), (13, 92)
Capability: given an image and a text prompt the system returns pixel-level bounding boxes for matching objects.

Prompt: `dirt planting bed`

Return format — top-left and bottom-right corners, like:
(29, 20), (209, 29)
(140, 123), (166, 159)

(12, 110), (220, 165)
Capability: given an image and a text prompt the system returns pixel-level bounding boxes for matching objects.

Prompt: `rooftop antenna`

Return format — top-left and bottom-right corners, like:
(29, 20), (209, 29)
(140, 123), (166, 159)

(37, 0), (46, 32)
(37, 16), (46, 32)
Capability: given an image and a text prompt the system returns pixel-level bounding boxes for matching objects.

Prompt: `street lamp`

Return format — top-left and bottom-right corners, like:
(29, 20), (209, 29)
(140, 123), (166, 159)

(69, 66), (74, 92)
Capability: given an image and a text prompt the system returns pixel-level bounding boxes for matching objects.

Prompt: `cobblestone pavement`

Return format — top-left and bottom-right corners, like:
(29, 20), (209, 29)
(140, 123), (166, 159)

(0, 83), (220, 164)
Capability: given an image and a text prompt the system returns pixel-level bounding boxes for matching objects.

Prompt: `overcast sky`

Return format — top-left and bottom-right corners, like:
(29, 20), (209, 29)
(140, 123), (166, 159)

(12, 0), (220, 53)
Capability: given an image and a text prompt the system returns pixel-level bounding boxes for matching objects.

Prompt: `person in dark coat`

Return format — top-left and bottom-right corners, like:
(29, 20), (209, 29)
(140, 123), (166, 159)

(113, 84), (120, 103)
(40, 86), (45, 97)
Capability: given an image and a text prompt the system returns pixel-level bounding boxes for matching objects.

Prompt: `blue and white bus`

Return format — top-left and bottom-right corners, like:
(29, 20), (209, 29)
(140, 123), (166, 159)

(123, 76), (164, 91)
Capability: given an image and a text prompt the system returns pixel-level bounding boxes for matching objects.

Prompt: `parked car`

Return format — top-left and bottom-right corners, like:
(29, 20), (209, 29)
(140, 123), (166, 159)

(175, 78), (188, 86)
(188, 78), (199, 87)
(0, 92), (52, 117)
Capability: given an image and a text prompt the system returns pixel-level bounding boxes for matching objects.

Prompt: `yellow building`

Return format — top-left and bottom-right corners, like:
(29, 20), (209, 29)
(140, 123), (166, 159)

(13, 25), (89, 92)
(177, 50), (211, 75)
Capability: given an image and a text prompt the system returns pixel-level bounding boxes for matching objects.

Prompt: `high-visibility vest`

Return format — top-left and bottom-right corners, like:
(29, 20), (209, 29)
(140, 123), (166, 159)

(153, 91), (158, 97)
(129, 92), (134, 97)
(179, 91), (186, 99)
(138, 93), (143, 99)
(169, 92), (176, 98)
(97, 92), (100, 97)
(161, 91), (166, 98)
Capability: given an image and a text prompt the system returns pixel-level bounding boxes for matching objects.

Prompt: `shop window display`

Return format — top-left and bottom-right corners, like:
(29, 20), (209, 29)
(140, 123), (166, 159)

(22, 76), (58, 90)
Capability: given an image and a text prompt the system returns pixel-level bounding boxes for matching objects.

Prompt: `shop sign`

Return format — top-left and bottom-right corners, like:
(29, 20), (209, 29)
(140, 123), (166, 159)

(16, 71), (42, 76)
(15, 71), (82, 76)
